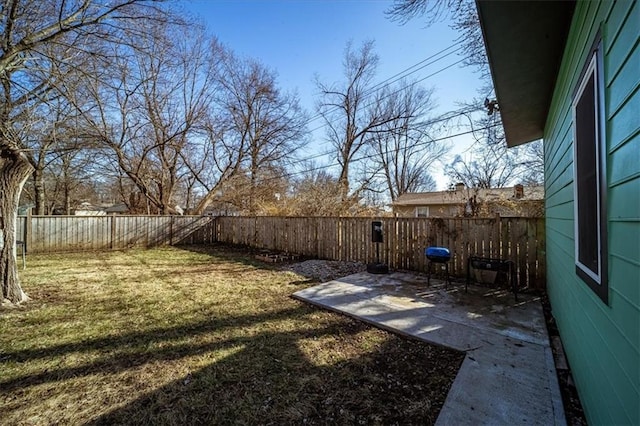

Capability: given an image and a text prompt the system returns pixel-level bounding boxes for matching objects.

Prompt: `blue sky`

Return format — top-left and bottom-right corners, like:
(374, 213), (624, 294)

(182, 0), (483, 189)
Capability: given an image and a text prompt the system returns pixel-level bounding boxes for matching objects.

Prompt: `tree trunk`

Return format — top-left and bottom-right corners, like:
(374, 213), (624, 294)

(192, 180), (227, 215)
(0, 151), (33, 304)
(193, 189), (217, 215)
(249, 164), (257, 215)
(338, 164), (350, 202)
(33, 168), (47, 215)
(64, 181), (71, 215)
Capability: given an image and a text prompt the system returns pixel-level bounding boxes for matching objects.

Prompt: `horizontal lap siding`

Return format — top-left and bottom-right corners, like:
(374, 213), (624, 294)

(544, 1), (639, 424)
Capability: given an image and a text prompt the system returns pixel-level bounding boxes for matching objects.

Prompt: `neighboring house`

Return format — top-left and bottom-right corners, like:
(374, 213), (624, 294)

(477, 1), (639, 424)
(202, 201), (244, 217)
(17, 204), (35, 216)
(392, 184), (544, 217)
(73, 202), (130, 215)
(103, 203), (130, 214)
(74, 202), (107, 216)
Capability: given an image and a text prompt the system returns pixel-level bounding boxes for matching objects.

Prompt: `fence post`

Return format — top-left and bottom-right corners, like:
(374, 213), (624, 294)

(170, 216), (174, 245)
(110, 214), (116, 250)
(16, 215), (546, 287)
(25, 209), (32, 252)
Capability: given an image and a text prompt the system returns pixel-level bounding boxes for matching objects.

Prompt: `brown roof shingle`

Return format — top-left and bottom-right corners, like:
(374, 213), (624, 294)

(392, 186), (544, 207)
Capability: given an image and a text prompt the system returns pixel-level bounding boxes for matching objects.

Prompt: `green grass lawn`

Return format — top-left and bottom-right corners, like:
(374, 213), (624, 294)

(0, 245), (463, 425)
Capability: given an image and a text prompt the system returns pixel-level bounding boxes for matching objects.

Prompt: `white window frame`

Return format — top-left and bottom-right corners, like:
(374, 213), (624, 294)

(415, 206), (429, 218)
(571, 36), (608, 303)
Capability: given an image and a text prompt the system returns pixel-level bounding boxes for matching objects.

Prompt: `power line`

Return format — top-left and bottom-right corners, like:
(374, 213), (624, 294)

(307, 55), (468, 138)
(284, 45), (473, 166)
(302, 42), (464, 129)
(265, 122), (500, 184)
(370, 44), (462, 91)
(295, 104), (482, 167)
(20, 43), (483, 196)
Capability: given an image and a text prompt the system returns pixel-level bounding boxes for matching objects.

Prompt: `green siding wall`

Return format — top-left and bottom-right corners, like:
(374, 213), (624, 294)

(545, 0), (639, 424)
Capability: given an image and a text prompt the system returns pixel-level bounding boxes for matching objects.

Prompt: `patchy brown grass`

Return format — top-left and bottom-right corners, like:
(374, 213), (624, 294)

(0, 245), (463, 425)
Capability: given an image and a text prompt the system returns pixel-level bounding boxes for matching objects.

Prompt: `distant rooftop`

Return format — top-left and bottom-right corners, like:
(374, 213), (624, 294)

(393, 185), (544, 206)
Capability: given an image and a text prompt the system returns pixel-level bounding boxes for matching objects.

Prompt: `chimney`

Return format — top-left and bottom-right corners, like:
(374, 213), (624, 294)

(514, 184), (524, 199)
(455, 182), (465, 192)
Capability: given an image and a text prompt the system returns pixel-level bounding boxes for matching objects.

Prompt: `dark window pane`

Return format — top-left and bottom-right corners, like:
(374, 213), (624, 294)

(575, 74), (599, 275)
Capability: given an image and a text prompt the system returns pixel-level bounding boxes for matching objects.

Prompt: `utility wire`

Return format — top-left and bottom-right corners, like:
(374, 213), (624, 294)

(294, 103), (483, 167)
(302, 43), (464, 129)
(307, 56), (468, 137)
(21, 42), (483, 195)
(262, 122), (501, 184)
(369, 44), (461, 92)
(23, 43), (469, 157)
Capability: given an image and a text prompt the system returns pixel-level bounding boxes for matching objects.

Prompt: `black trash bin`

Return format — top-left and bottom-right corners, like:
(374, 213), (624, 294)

(371, 221), (383, 243)
(367, 221), (388, 274)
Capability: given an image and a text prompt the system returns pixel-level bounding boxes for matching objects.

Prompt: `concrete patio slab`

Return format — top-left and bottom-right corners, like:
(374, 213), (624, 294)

(292, 271), (565, 425)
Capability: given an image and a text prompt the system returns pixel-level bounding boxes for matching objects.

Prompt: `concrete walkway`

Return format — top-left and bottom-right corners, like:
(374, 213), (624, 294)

(292, 271), (565, 425)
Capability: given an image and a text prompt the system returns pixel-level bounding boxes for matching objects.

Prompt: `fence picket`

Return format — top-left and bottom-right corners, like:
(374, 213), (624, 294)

(16, 214), (545, 289)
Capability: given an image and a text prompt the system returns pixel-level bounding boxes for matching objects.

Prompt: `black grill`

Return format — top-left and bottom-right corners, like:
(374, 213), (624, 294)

(425, 246), (451, 287)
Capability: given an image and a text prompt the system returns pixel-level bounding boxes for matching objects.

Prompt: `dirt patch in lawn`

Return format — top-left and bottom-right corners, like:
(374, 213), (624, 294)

(1, 245), (463, 425)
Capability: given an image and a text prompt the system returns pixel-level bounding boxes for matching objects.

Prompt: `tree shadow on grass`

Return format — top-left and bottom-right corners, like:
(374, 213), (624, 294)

(85, 314), (463, 425)
(176, 243), (321, 282)
(1, 301), (463, 425)
(3, 245), (464, 424)
(176, 243), (282, 269)
(0, 305), (312, 391)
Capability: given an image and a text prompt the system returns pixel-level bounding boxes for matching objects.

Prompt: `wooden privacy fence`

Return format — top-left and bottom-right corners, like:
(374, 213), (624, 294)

(213, 216), (546, 289)
(16, 215), (545, 289)
(17, 215), (216, 252)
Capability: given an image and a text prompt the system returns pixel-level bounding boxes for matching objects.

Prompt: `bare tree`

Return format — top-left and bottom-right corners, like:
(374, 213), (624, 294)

(316, 40), (411, 200)
(186, 110), (246, 215)
(387, 0), (461, 23)
(209, 165), (289, 215)
(19, 96), (92, 215)
(288, 170), (347, 216)
(25, 114), (61, 216)
(23, 146), (96, 216)
(0, 0), (169, 304)
(446, 145), (519, 189)
(389, 0), (545, 189)
(369, 82), (447, 201)
(75, 18), (213, 215)
(239, 61), (307, 214)
(520, 140), (544, 185)
(445, 112), (521, 188)
(445, 102), (544, 188)
(191, 51), (307, 215)
(283, 166), (372, 217)
(387, 0), (487, 75)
